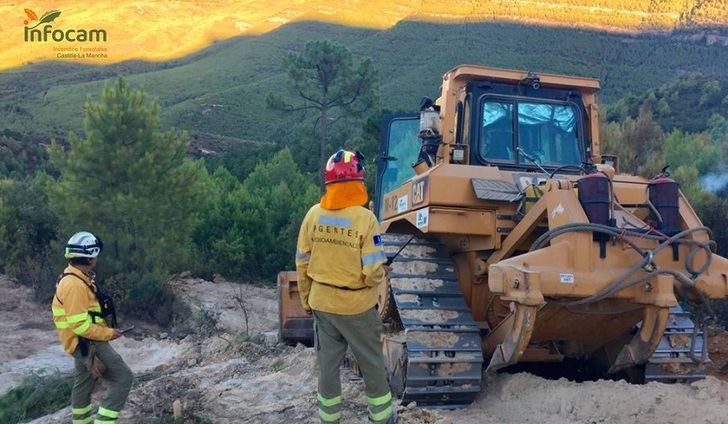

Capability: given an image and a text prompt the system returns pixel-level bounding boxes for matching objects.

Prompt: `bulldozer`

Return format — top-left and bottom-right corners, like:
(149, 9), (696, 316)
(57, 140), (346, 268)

(278, 65), (728, 407)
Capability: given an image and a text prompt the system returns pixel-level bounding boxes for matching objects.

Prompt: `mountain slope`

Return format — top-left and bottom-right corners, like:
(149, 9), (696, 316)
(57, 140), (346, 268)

(2, 0), (726, 72)
(2, 19), (728, 146)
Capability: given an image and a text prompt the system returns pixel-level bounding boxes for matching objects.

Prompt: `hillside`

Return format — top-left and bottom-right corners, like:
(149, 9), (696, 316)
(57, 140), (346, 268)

(2, 1), (728, 72)
(607, 73), (728, 132)
(2, 18), (728, 149)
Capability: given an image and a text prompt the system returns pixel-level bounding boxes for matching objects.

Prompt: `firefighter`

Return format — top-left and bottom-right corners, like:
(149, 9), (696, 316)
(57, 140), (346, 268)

(52, 231), (133, 424)
(296, 149), (396, 424)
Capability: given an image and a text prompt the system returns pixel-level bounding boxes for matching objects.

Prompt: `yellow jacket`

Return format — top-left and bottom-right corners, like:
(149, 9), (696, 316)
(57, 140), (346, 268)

(295, 203), (387, 315)
(51, 265), (114, 354)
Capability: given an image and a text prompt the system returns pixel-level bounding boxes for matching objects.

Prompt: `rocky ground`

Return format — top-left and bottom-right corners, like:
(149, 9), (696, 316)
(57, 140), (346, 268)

(1, 275), (727, 424)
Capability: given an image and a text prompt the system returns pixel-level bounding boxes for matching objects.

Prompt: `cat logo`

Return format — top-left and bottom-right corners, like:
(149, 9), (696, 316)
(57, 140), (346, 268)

(412, 177), (428, 205)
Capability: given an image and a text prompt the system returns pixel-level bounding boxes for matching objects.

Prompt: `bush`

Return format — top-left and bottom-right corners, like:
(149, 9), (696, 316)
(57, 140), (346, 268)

(0, 372), (72, 423)
(115, 278), (189, 328)
(194, 148), (319, 281)
(191, 307), (221, 337)
(0, 175), (61, 300)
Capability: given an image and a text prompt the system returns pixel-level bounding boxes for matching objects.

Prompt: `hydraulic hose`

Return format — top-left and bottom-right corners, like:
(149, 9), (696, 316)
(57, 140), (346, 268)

(530, 222), (717, 363)
(530, 224), (715, 311)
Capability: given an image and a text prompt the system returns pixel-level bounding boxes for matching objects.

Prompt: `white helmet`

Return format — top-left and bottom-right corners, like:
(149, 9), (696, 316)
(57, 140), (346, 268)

(64, 231), (103, 259)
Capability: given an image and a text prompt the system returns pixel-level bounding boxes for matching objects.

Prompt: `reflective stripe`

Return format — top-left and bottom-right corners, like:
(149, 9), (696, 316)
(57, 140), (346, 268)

(317, 393), (342, 407)
(52, 307), (66, 316)
(72, 320), (91, 335)
(55, 320), (69, 329)
(318, 409), (342, 422)
(72, 417), (94, 424)
(296, 250), (310, 262)
(367, 391), (392, 407)
(369, 405), (393, 422)
(72, 404), (93, 415)
(67, 312), (89, 323)
(362, 251), (387, 266)
(318, 216), (352, 228)
(97, 407), (119, 419)
(94, 420), (115, 424)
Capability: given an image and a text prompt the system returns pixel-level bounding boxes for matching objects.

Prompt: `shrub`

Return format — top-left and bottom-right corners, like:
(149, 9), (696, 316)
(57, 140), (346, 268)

(0, 176), (61, 300)
(0, 372), (72, 423)
(194, 148), (319, 281)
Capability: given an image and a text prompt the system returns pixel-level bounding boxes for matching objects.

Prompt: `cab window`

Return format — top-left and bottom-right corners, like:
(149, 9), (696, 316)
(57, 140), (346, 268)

(479, 99), (583, 167)
(481, 101), (515, 162)
(517, 102), (581, 166)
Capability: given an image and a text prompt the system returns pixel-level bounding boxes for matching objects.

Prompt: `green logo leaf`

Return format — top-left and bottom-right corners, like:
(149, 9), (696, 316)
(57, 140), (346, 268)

(28, 10), (61, 29)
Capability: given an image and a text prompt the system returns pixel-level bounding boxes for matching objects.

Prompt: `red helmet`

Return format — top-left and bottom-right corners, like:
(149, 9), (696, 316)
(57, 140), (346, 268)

(325, 149), (365, 184)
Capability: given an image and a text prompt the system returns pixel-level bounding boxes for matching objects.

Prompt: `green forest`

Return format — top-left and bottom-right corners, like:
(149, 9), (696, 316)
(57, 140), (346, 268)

(2, 17), (728, 323)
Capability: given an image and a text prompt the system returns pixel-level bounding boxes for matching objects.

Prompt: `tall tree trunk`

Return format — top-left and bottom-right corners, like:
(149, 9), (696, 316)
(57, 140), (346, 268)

(320, 107), (328, 194)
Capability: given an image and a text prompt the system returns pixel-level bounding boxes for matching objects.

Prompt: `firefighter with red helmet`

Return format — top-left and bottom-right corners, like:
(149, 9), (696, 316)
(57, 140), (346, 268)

(296, 149), (396, 424)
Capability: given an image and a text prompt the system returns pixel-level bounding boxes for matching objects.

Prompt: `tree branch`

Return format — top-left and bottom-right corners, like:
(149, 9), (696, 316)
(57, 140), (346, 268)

(298, 89), (324, 108)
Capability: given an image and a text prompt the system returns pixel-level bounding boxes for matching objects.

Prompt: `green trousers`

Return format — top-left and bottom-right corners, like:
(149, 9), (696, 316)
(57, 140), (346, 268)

(313, 308), (395, 424)
(71, 342), (133, 424)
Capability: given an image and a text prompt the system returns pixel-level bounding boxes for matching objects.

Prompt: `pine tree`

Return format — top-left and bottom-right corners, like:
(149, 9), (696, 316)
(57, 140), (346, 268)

(49, 78), (207, 312)
(267, 40), (379, 190)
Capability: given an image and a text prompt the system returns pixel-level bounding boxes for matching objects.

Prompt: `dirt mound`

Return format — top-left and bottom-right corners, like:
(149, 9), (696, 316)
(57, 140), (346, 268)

(168, 274), (278, 336)
(441, 373), (728, 424)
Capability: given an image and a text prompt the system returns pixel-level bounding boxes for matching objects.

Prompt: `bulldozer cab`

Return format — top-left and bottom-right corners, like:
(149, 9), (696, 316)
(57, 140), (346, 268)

(375, 68), (596, 219)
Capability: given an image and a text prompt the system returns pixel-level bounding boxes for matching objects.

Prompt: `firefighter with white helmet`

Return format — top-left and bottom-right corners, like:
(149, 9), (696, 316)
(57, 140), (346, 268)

(296, 150), (396, 424)
(52, 231), (133, 424)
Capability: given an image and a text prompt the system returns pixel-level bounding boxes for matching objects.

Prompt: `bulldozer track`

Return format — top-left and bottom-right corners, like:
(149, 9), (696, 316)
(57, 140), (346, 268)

(381, 234), (483, 408)
(645, 305), (707, 383)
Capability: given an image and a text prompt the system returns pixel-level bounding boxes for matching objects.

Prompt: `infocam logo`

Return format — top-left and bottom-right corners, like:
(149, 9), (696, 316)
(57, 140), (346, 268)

(23, 8), (107, 42)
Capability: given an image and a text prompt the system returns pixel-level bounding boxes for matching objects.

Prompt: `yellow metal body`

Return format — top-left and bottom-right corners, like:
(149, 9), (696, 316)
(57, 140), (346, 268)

(376, 65), (728, 373)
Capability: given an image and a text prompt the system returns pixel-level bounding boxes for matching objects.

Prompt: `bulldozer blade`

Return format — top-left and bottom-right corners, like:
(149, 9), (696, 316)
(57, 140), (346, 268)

(277, 271), (314, 346)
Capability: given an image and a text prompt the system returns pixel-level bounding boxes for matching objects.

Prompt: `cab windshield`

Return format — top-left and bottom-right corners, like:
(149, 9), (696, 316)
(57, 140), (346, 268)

(479, 99), (583, 167)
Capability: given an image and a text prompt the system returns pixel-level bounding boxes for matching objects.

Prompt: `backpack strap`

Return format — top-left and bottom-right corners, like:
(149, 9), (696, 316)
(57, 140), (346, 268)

(55, 271), (114, 327)
(54, 272), (96, 305)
